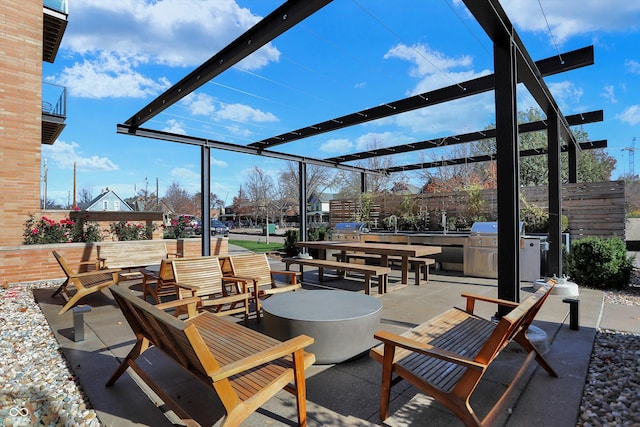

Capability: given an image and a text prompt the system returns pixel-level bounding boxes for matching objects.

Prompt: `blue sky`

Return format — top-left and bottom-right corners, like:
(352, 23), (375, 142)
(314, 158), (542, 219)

(42, 0), (640, 207)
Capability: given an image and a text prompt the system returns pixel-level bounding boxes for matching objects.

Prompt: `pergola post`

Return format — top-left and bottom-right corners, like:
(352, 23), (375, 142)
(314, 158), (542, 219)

(494, 35), (521, 313)
(547, 113), (562, 277)
(299, 162), (308, 244)
(568, 144), (578, 183)
(201, 146), (211, 256)
(360, 172), (367, 193)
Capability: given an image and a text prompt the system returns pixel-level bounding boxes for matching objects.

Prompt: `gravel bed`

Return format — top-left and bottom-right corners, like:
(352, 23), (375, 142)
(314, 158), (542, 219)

(578, 269), (640, 427)
(0, 281), (100, 427)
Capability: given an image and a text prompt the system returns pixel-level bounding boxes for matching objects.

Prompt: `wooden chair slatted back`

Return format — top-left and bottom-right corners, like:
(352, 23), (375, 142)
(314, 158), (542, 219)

(171, 256), (225, 299)
(229, 253), (272, 287)
(475, 283), (554, 364)
(110, 286), (219, 382)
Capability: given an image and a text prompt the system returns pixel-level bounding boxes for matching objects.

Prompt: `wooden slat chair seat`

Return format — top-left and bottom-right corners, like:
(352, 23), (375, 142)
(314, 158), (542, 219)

(370, 282), (557, 427)
(172, 256), (250, 324)
(52, 251), (121, 314)
(106, 286), (316, 427)
(141, 258), (177, 304)
(227, 253), (301, 322)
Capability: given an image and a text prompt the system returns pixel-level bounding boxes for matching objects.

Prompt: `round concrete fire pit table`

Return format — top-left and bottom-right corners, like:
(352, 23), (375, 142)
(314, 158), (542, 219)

(262, 290), (383, 364)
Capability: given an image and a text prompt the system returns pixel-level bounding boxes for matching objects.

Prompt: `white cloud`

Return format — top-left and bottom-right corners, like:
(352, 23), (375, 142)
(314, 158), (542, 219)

(63, 0), (280, 68)
(548, 81), (584, 108)
(354, 132), (414, 151)
(385, 43), (472, 80)
(382, 42), (495, 134)
(320, 138), (353, 153)
(42, 140), (119, 172)
(602, 85), (617, 104)
(616, 105), (640, 125)
(216, 103), (278, 123)
(162, 119), (187, 135)
(211, 158), (228, 168)
(169, 167), (200, 191)
(626, 60), (640, 74)
(184, 93), (216, 116)
(47, 51), (170, 98)
(500, 0), (640, 45)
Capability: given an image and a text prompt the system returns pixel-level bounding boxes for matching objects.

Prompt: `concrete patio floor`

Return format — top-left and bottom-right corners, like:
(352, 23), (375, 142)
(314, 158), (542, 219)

(33, 247), (638, 427)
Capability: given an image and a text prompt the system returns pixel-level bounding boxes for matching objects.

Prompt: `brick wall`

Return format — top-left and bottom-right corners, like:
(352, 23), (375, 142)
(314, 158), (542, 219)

(0, 0), (44, 247)
(0, 238), (228, 285)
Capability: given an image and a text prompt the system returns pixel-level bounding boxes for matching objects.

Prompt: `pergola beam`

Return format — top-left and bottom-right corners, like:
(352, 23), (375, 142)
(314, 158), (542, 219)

(250, 46), (593, 151)
(124, 0), (333, 128)
(382, 140), (606, 173)
(116, 124), (386, 176)
(326, 110), (602, 164)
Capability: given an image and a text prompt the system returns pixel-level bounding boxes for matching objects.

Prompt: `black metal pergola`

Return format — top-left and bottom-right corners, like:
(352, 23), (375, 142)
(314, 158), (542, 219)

(117, 0), (604, 309)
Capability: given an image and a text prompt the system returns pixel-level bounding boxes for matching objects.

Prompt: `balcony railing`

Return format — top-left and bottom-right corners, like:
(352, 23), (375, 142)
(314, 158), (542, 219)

(44, 0), (67, 14)
(42, 82), (66, 117)
(42, 82), (67, 144)
(43, 0), (68, 62)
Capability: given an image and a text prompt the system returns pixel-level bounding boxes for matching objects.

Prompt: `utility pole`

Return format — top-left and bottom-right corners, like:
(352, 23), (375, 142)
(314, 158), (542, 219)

(622, 137), (637, 178)
(43, 159), (48, 209)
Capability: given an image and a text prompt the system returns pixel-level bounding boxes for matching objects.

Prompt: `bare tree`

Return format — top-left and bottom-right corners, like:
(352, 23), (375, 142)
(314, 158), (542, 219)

(335, 137), (395, 196)
(77, 187), (94, 205)
(279, 162), (337, 201)
(162, 182), (196, 215)
(245, 166), (276, 223)
(231, 186), (252, 226)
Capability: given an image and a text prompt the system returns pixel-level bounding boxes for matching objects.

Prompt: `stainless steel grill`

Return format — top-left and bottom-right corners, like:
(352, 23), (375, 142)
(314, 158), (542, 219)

(463, 222), (523, 279)
(331, 222), (368, 241)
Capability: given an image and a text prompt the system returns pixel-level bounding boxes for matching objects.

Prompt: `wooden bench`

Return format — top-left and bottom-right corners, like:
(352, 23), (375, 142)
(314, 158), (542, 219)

(332, 253), (436, 285)
(282, 257), (391, 295)
(370, 282), (557, 427)
(96, 240), (181, 283)
(107, 285), (316, 427)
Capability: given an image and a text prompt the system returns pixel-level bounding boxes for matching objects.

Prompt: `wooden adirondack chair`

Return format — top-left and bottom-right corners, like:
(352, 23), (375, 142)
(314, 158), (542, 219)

(370, 282), (557, 427)
(106, 285), (315, 427)
(227, 253), (300, 322)
(52, 251), (121, 315)
(171, 256), (250, 324)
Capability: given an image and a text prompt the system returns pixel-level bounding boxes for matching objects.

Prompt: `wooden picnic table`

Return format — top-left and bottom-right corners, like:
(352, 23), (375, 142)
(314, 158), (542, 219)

(295, 241), (441, 285)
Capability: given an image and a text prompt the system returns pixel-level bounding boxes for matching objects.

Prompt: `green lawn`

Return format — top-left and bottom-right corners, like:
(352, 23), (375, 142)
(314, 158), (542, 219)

(228, 239), (284, 253)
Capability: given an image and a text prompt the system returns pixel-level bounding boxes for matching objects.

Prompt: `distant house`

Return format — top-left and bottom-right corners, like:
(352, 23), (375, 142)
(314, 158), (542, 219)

(390, 182), (422, 195)
(307, 193), (335, 227)
(79, 188), (133, 212)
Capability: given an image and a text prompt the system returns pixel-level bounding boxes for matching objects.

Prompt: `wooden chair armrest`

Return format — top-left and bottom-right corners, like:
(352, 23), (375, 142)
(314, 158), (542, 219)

(225, 275), (259, 286)
(174, 282), (199, 292)
(156, 296), (200, 309)
(210, 334), (314, 381)
(96, 257), (107, 269)
(72, 268), (122, 278)
(270, 270), (299, 284)
(374, 330), (485, 371)
(221, 276), (249, 293)
(263, 283), (301, 295)
(460, 292), (519, 314)
(201, 293), (249, 307)
(166, 252), (182, 258)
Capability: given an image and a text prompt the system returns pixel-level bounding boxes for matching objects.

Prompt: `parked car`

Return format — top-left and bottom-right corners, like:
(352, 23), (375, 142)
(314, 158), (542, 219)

(210, 219), (229, 237)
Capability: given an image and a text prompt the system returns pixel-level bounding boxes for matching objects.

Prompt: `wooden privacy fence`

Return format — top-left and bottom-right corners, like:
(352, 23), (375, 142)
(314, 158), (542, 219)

(329, 180), (626, 241)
